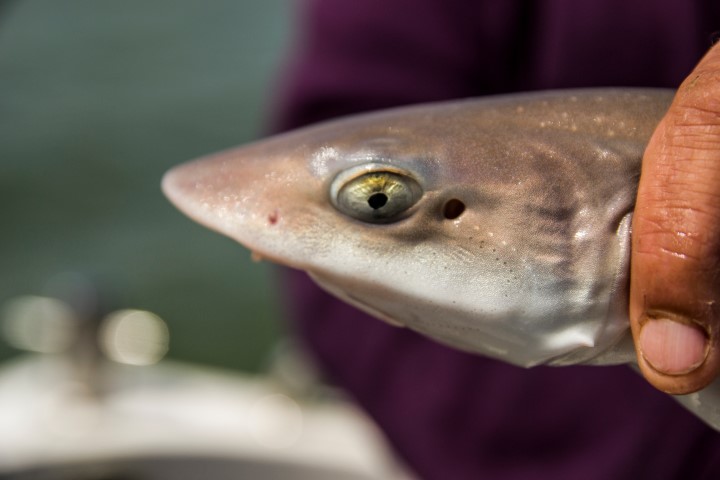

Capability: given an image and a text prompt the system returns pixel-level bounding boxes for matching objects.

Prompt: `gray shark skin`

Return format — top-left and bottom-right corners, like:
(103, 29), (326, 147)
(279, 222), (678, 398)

(162, 89), (720, 430)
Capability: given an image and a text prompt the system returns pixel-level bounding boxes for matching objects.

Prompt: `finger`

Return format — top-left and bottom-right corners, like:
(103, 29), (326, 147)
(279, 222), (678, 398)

(630, 43), (720, 395)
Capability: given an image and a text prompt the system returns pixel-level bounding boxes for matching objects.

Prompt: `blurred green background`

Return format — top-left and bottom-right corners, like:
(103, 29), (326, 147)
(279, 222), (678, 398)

(0, 0), (294, 371)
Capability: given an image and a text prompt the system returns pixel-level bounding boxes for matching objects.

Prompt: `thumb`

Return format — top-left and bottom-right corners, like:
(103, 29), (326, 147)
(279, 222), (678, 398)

(630, 43), (720, 395)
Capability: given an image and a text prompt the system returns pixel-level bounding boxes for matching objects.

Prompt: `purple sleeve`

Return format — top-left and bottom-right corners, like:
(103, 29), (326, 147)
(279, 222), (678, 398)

(272, 1), (720, 479)
(271, 0), (525, 125)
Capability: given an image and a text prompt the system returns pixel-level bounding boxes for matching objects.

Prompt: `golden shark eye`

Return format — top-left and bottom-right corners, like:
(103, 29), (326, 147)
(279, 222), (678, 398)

(330, 164), (423, 223)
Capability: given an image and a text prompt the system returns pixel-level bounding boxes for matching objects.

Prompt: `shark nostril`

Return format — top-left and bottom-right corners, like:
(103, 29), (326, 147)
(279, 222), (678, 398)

(443, 199), (466, 220)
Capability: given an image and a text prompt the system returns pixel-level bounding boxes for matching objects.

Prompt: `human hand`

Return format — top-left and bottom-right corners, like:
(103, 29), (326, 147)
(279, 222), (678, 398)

(631, 42), (720, 395)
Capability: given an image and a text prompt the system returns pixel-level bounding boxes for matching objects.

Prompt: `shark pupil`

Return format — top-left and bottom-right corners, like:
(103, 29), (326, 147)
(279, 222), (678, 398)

(368, 193), (388, 209)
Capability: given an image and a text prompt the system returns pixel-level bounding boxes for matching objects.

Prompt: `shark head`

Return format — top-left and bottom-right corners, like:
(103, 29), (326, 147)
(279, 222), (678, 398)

(163, 89), (673, 367)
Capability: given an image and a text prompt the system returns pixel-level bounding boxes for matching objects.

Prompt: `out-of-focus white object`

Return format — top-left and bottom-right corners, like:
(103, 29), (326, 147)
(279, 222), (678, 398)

(0, 285), (413, 479)
(1, 296), (78, 354)
(99, 309), (170, 366)
(0, 355), (412, 479)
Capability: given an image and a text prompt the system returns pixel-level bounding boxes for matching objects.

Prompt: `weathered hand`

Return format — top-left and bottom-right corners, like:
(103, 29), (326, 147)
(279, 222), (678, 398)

(631, 42), (720, 394)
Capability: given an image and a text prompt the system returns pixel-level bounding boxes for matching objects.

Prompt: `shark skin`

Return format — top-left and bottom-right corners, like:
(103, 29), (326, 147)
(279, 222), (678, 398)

(162, 88), (720, 430)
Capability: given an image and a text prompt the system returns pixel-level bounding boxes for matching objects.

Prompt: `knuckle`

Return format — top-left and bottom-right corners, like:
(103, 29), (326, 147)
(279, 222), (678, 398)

(673, 68), (720, 130)
(634, 205), (720, 273)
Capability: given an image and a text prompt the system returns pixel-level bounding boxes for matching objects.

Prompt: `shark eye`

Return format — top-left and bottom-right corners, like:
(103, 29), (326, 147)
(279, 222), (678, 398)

(330, 164), (423, 223)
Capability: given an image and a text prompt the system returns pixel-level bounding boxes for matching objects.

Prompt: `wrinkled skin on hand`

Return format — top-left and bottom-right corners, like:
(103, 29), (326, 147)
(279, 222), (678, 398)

(632, 42), (720, 394)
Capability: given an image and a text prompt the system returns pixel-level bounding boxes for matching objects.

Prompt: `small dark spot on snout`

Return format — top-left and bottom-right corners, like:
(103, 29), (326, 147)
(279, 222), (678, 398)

(268, 209), (279, 225)
(442, 198), (466, 220)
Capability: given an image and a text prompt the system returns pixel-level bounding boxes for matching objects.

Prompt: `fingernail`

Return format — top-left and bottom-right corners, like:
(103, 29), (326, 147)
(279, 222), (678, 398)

(639, 318), (709, 375)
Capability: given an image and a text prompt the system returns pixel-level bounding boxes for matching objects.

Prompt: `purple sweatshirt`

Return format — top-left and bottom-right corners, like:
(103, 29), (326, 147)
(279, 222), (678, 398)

(272, 1), (720, 478)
